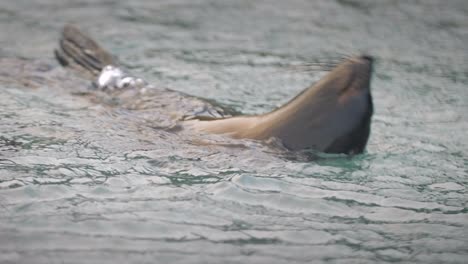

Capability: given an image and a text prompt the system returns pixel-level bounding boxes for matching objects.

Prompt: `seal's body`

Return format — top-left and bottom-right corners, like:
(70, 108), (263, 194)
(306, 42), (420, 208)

(55, 25), (373, 155)
(187, 56), (373, 154)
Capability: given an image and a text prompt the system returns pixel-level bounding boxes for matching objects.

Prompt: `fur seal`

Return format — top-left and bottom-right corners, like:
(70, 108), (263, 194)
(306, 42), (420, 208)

(54, 25), (373, 155)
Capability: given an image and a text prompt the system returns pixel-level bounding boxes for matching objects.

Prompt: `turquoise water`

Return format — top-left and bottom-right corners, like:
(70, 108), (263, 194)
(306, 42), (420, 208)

(1, 0), (467, 263)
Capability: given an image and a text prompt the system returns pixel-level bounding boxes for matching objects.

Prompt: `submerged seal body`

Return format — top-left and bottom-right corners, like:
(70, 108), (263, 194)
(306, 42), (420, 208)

(54, 25), (374, 155)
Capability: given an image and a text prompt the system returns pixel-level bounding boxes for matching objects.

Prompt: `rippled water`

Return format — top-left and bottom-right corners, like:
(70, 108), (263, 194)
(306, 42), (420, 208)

(1, 0), (467, 263)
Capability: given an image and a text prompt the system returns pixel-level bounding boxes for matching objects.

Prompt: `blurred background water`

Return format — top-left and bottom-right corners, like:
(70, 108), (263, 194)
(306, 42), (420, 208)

(0, 0), (467, 263)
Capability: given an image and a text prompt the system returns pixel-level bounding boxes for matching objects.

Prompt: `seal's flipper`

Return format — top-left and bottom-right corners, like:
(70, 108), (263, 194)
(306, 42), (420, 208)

(54, 25), (116, 79)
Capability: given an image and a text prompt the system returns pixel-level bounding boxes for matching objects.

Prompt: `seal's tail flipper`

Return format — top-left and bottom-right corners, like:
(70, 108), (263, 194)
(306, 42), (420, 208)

(54, 25), (116, 79)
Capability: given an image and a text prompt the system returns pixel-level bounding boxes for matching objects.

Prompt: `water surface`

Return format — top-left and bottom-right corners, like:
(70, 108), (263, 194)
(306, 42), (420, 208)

(0, 0), (467, 263)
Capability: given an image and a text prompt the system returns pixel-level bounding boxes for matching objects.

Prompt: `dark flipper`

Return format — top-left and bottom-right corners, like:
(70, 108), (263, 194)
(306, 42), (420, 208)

(54, 25), (116, 79)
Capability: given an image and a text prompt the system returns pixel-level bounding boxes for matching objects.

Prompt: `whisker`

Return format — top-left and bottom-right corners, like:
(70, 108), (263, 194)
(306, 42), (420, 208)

(285, 56), (345, 73)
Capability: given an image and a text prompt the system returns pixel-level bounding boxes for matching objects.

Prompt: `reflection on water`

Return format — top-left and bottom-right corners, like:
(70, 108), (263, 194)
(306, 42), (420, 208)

(0, 0), (467, 263)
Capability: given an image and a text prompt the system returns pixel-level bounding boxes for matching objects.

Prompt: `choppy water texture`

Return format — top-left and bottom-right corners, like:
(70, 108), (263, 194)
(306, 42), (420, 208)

(1, 0), (468, 263)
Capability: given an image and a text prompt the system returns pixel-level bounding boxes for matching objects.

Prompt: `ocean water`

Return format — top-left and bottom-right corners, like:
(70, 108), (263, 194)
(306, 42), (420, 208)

(0, 0), (467, 263)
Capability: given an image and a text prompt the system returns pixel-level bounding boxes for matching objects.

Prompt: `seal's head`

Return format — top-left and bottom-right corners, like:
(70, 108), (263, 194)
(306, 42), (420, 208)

(187, 55), (374, 155)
